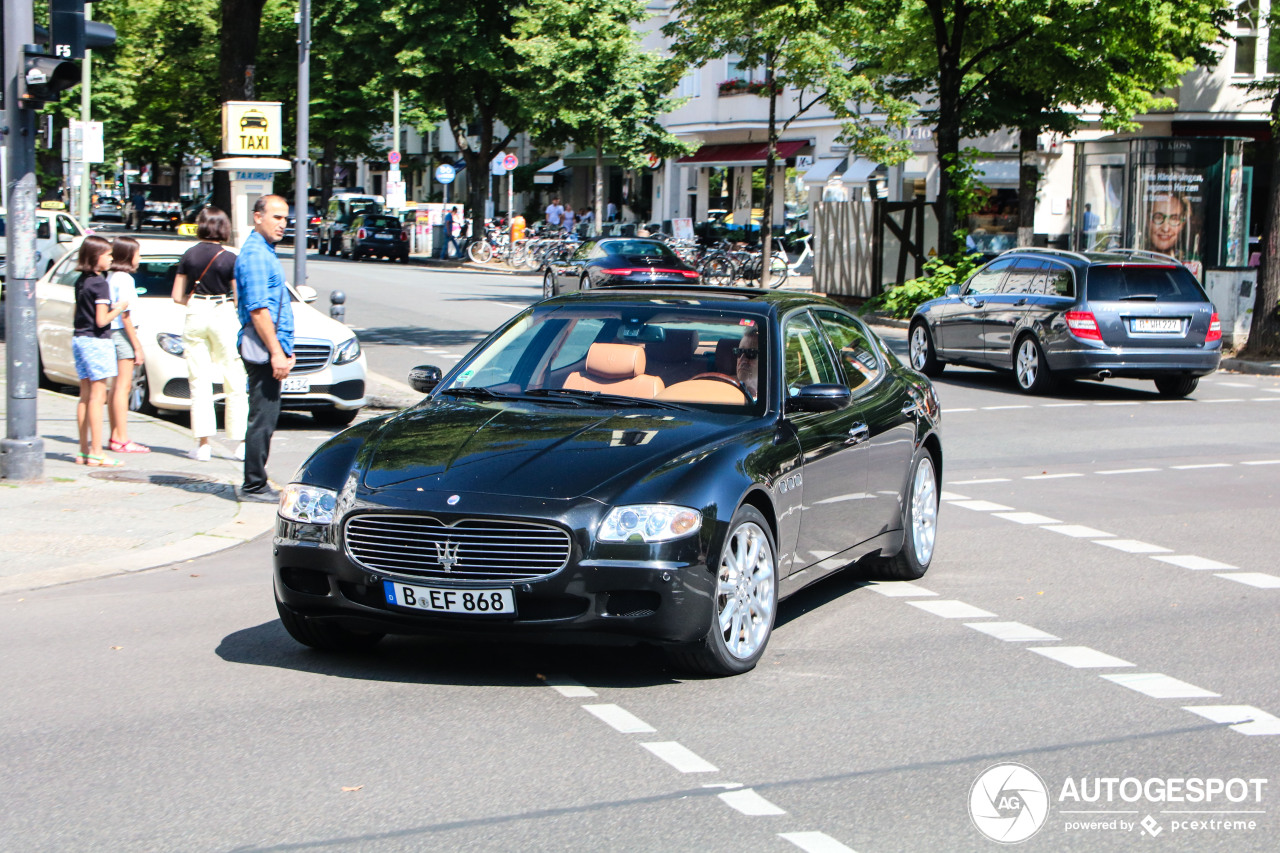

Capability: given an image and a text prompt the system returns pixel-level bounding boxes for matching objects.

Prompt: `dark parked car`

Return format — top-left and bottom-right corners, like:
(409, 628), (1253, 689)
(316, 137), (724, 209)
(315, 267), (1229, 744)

(908, 248), (1222, 397)
(339, 213), (409, 262)
(286, 203), (321, 248)
(320, 193), (383, 255)
(542, 237), (700, 297)
(124, 184), (182, 231)
(273, 286), (943, 675)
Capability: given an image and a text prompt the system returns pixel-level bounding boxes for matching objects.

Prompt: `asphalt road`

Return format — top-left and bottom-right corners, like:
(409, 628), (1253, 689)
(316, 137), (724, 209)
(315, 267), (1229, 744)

(2, 257), (1278, 852)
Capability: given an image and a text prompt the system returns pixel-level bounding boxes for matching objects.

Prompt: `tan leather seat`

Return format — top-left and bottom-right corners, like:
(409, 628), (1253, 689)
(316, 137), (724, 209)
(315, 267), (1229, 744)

(644, 330), (700, 385)
(563, 343), (665, 398)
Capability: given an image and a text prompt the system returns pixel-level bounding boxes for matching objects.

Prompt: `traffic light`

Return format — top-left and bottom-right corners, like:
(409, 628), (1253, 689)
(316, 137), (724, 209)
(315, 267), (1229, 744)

(20, 0), (116, 104)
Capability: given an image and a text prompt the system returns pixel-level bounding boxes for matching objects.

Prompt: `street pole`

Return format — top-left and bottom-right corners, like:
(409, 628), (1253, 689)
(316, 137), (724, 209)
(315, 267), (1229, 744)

(293, 0), (311, 293)
(77, 6), (92, 225)
(3, 0), (46, 480)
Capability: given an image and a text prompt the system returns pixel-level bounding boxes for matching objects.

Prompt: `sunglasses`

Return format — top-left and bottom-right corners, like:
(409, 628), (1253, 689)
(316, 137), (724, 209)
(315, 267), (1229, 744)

(733, 347), (759, 359)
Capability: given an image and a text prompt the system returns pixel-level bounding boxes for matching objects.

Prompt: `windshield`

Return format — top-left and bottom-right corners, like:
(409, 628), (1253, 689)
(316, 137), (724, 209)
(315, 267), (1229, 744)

(599, 240), (678, 261)
(445, 305), (767, 412)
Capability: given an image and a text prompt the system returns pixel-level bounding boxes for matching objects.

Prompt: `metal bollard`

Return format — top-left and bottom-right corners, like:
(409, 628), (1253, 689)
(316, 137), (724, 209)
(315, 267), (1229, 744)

(329, 290), (346, 322)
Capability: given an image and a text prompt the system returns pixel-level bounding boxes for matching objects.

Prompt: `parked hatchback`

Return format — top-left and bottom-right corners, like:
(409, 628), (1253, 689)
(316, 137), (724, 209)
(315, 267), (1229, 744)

(339, 213), (409, 262)
(908, 248), (1221, 397)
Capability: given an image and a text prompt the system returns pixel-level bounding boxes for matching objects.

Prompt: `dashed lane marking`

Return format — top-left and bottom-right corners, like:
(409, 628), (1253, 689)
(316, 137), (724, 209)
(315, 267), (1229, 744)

(1024, 472), (1084, 480)
(865, 582), (937, 597)
(1043, 402), (1087, 407)
(948, 500), (1014, 512)
(1096, 401), (1140, 407)
(964, 621), (1060, 642)
(780, 831), (859, 853)
(1101, 673), (1221, 699)
(1094, 539), (1172, 554)
(941, 407), (975, 413)
(1215, 572), (1280, 589)
(1096, 467), (1161, 475)
(982, 405), (1032, 410)
(938, 491), (970, 501)
(949, 478), (1011, 485)
(1041, 525), (1115, 538)
(640, 742), (719, 773)
(907, 600), (997, 619)
(1153, 555), (1238, 571)
(1243, 459), (1280, 465)
(718, 789), (787, 816)
(1171, 463), (1232, 470)
(543, 676), (597, 697)
(992, 511), (1062, 525)
(1029, 646), (1135, 668)
(1184, 706), (1280, 736)
(582, 704), (656, 733)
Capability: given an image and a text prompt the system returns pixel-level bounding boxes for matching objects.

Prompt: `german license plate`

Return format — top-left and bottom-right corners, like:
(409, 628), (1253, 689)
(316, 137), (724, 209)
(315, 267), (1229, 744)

(282, 376), (310, 393)
(375, 233), (394, 240)
(1132, 318), (1181, 333)
(383, 581), (516, 615)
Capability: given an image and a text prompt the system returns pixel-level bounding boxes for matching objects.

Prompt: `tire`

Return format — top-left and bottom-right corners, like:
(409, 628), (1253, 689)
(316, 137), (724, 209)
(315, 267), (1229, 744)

(276, 596), (384, 652)
(328, 236), (339, 256)
(543, 272), (557, 299)
(313, 406), (359, 427)
(1014, 334), (1054, 394)
(766, 252), (788, 288)
(668, 505), (777, 676)
(579, 273), (591, 292)
(908, 321), (945, 376)
(701, 256), (734, 288)
(468, 240), (493, 264)
(127, 364), (159, 416)
(865, 448), (939, 581)
(1154, 376), (1199, 398)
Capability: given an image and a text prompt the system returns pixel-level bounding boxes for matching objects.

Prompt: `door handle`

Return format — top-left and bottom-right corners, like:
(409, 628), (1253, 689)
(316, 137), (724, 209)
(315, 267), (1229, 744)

(963, 297), (985, 307)
(846, 423), (869, 445)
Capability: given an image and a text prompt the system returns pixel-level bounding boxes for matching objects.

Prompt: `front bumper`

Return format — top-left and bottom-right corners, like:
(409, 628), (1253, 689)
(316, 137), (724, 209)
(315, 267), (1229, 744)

(146, 348), (368, 413)
(354, 238), (408, 257)
(273, 494), (716, 646)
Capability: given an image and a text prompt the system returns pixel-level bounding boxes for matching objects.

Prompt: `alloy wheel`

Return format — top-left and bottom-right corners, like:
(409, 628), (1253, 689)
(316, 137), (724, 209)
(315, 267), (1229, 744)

(910, 455), (938, 566)
(1016, 338), (1039, 389)
(715, 520), (775, 661)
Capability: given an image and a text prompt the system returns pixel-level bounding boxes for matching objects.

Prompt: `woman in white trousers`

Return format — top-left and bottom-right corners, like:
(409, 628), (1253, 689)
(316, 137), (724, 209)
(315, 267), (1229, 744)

(171, 206), (248, 461)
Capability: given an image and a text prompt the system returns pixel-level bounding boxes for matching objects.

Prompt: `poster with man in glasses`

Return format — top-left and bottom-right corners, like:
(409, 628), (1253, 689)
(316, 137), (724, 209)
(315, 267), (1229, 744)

(1138, 168), (1203, 271)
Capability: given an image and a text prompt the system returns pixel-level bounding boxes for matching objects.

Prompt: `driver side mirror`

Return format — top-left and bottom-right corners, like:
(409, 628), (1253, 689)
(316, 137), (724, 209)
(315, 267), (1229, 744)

(408, 365), (443, 394)
(786, 383), (852, 413)
(296, 284), (319, 303)
(944, 284), (961, 297)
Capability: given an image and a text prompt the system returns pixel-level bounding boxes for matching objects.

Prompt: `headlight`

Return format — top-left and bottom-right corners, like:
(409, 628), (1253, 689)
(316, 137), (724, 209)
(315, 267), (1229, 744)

(598, 504), (702, 543)
(333, 336), (361, 365)
(156, 332), (184, 356)
(280, 483), (338, 525)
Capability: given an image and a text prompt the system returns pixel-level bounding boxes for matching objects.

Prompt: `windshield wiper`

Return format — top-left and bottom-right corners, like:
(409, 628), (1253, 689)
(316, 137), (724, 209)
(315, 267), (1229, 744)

(524, 388), (687, 410)
(1119, 294), (1160, 301)
(438, 386), (512, 400)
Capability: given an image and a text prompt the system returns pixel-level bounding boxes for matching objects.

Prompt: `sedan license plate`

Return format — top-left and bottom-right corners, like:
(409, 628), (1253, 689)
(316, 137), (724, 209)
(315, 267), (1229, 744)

(1131, 317), (1181, 333)
(383, 581), (516, 615)
(282, 376), (310, 393)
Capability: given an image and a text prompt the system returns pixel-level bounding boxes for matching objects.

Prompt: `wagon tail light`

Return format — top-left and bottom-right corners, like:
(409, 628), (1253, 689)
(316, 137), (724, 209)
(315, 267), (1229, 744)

(1206, 312), (1221, 343)
(357, 228), (367, 240)
(1065, 310), (1102, 341)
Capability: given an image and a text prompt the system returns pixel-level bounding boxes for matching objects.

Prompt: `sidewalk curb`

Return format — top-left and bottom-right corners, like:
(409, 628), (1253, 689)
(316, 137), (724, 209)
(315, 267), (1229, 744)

(1221, 357), (1280, 376)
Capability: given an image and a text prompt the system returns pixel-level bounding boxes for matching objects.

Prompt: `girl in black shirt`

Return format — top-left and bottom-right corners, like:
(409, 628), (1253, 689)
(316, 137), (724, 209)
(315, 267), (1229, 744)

(71, 235), (126, 466)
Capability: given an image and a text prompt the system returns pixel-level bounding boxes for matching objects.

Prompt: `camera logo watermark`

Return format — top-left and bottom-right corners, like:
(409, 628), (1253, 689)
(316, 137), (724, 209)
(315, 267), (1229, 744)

(969, 763), (1051, 843)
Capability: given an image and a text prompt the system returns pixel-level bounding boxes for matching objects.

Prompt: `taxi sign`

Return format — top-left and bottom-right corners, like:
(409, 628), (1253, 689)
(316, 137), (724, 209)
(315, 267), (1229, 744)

(222, 101), (283, 156)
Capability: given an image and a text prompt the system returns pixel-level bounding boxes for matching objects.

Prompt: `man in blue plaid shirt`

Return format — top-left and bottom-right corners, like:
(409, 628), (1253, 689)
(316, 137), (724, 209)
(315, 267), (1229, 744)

(235, 194), (295, 501)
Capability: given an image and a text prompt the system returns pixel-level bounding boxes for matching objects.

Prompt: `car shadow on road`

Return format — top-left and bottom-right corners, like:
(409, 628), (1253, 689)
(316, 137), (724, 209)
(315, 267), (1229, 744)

(215, 619), (683, 688)
(931, 368), (1177, 401)
(355, 326), (490, 348)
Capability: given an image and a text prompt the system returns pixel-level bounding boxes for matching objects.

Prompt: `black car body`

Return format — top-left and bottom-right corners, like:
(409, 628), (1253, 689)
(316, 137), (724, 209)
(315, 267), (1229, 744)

(340, 213), (409, 262)
(908, 248), (1222, 397)
(124, 184), (182, 231)
(286, 203), (321, 248)
(321, 194), (383, 256)
(542, 237), (700, 297)
(274, 286), (943, 675)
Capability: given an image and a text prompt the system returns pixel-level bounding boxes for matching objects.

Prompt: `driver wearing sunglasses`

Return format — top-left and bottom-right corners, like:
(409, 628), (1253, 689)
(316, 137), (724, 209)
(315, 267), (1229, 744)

(735, 327), (759, 400)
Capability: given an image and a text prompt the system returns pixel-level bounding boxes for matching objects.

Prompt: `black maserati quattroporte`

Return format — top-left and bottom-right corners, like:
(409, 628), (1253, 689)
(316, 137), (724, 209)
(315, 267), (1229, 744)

(273, 285), (943, 675)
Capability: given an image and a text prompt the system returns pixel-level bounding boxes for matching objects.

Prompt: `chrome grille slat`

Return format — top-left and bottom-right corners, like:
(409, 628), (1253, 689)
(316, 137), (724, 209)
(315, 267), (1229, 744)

(344, 513), (572, 582)
(290, 338), (333, 375)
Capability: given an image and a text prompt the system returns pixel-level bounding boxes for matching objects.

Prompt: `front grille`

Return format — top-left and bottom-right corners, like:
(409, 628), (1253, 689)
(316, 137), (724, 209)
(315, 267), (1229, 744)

(344, 514), (572, 582)
(292, 339), (333, 374)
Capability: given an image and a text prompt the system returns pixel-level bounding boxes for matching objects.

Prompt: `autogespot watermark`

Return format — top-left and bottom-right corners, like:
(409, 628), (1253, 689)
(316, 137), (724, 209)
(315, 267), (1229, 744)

(969, 765), (1269, 843)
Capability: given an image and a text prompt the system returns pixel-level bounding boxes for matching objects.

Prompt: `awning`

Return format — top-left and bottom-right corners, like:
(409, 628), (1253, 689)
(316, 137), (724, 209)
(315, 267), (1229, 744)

(678, 140), (808, 167)
(977, 160), (1021, 182)
(799, 158), (844, 185)
(842, 157), (879, 183)
(536, 158), (566, 173)
(562, 149), (617, 167)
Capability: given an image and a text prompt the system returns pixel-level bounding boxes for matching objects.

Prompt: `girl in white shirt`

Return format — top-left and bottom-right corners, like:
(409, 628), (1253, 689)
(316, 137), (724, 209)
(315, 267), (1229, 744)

(106, 237), (149, 453)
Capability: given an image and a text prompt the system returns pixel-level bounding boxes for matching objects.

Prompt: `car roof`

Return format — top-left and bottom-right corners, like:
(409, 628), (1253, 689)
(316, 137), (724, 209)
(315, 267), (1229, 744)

(991, 247), (1184, 269)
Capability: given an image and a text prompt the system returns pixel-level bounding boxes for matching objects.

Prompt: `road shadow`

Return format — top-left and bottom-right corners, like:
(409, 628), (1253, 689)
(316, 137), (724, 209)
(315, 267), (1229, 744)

(355, 326), (489, 348)
(930, 367), (1181, 401)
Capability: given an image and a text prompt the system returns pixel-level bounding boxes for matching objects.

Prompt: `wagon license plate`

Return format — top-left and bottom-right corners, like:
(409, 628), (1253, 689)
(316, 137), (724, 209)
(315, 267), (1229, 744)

(383, 581), (516, 615)
(1132, 318), (1181, 333)
(282, 376), (310, 393)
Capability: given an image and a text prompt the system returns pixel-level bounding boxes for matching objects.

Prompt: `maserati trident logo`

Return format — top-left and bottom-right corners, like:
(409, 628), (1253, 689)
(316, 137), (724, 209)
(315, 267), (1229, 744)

(434, 540), (461, 573)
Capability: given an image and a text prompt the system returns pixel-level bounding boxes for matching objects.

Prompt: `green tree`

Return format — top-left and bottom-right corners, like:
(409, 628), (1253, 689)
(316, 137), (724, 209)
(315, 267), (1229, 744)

(510, 0), (688, 232)
(866, 0), (1228, 255)
(1240, 14), (1280, 358)
(665, 0), (915, 265)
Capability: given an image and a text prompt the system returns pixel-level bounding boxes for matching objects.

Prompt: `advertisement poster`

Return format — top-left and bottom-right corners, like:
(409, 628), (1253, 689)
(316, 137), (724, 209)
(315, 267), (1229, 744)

(1135, 167), (1204, 262)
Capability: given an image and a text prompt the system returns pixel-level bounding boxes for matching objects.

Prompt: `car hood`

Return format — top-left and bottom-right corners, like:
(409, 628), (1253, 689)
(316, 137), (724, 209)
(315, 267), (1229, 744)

(131, 294), (353, 342)
(360, 399), (734, 500)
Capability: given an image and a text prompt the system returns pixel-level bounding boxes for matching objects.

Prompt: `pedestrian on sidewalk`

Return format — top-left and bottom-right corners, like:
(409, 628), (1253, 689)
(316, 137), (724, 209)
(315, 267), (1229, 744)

(562, 205), (575, 235)
(172, 206), (246, 462)
(438, 206), (461, 259)
(235, 195), (294, 502)
(105, 236), (150, 454)
(72, 235), (126, 467)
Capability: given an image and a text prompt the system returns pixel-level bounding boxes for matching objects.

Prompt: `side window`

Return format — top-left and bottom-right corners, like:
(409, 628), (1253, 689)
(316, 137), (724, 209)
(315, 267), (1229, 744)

(570, 242), (593, 262)
(36, 219), (51, 239)
(1043, 261), (1074, 297)
(328, 200), (339, 218)
(54, 256), (81, 286)
(813, 309), (882, 392)
(57, 215), (81, 237)
(1000, 259), (1044, 294)
(548, 318), (608, 371)
(964, 258), (1014, 294)
(783, 313), (841, 396)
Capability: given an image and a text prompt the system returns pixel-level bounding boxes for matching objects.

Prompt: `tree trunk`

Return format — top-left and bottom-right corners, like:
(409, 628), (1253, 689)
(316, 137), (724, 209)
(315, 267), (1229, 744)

(1017, 125), (1038, 248)
(1241, 96), (1280, 358)
(213, 0), (270, 218)
(761, 51), (776, 286)
(319, 137), (337, 207)
(594, 130), (604, 237)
